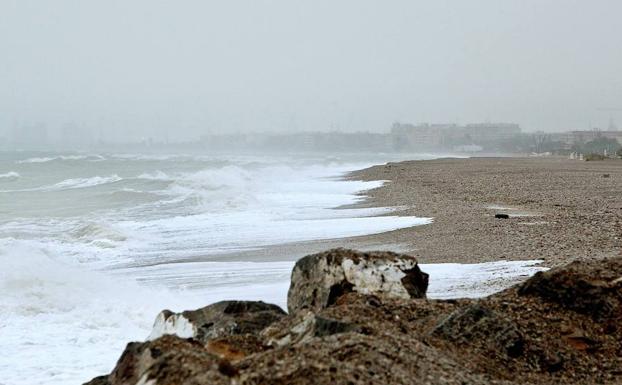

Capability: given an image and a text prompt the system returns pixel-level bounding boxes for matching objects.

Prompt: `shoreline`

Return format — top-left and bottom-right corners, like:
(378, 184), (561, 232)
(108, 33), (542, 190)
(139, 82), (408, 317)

(348, 156), (622, 267)
(186, 155), (622, 268)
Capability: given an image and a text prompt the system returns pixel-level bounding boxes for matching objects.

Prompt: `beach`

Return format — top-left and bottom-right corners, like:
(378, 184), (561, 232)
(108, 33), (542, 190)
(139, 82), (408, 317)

(348, 156), (622, 267)
(4, 153), (621, 385)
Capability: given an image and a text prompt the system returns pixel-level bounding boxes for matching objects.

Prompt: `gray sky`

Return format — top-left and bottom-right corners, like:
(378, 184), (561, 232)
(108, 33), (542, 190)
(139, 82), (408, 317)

(1, 0), (622, 141)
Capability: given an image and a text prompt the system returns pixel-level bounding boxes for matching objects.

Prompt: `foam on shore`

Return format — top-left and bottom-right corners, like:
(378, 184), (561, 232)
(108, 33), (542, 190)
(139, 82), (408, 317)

(1, 234), (546, 385)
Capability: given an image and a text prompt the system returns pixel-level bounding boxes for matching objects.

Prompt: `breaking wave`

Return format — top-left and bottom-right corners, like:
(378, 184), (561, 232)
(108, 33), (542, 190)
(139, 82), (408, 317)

(0, 238), (200, 385)
(17, 155), (105, 164)
(46, 175), (123, 191)
(0, 171), (20, 180)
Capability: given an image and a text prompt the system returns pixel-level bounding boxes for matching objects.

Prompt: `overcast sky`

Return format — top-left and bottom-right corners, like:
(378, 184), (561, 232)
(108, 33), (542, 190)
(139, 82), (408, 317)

(1, 0), (622, 140)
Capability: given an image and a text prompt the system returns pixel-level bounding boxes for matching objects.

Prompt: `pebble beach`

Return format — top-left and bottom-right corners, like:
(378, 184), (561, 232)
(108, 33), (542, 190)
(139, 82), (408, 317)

(349, 156), (622, 267)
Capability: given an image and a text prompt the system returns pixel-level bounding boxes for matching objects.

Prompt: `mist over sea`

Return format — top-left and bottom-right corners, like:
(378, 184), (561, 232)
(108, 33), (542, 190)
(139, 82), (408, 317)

(0, 150), (432, 384)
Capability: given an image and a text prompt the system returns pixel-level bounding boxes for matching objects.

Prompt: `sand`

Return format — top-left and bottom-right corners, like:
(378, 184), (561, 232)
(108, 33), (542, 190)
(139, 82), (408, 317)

(348, 156), (622, 267)
(197, 156), (621, 269)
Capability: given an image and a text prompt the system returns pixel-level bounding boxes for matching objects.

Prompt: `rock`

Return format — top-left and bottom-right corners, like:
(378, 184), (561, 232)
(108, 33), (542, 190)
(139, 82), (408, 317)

(148, 300), (286, 342)
(262, 310), (360, 347)
(205, 334), (268, 361)
(85, 254), (622, 385)
(287, 248), (428, 313)
(431, 303), (525, 359)
(495, 213), (510, 219)
(237, 333), (498, 385)
(518, 257), (622, 320)
(82, 375), (110, 385)
(102, 335), (231, 385)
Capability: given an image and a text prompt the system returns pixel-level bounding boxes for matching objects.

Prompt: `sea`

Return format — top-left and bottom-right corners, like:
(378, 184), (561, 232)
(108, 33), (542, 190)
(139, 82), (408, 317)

(0, 150), (544, 385)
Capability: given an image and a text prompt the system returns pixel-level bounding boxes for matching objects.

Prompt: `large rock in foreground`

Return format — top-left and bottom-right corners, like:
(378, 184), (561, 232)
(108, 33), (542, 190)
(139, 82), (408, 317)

(86, 253), (622, 385)
(518, 258), (622, 320)
(148, 300), (286, 342)
(91, 335), (233, 385)
(287, 248), (428, 313)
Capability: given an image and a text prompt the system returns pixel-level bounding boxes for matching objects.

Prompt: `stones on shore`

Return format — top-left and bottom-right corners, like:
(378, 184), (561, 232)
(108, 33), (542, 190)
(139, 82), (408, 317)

(431, 303), (525, 359)
(518, 258), (622, 320)
(85, 251), (622, 385)
(287, 248), (428, 313)
(262, 310), (360, 347)
(109, 335), (233, 385)
(148, 300), (286, 342)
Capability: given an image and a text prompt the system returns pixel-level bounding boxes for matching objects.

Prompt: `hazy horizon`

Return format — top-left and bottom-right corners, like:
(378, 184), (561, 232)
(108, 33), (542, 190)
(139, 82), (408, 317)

(2, 1), (622, 143)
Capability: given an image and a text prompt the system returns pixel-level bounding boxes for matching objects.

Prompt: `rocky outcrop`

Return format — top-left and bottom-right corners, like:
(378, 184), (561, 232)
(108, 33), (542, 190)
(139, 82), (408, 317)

(83, 376), (110, 385)
(262, 309), (360, 347)
(91, 335), (233, 385)
(287, 248), (428, 313)
(148, 300), (286, 342)
(431, 303), (525, 359)
(85, 253), (622, 385)
(237, 332), (501, 385)
(517, 258), (622, 320)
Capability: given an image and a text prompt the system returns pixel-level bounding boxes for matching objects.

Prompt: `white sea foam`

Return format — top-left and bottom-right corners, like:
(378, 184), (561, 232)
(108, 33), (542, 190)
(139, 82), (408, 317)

(0, 236), (546, 385)
(16, 154), (105, 164)
(51, 175), (122, 190)
(0, 239), (205, 385)
(137, 170), (173, 181)
(16, 156), (55, 163)
(0, 171), (20, 180)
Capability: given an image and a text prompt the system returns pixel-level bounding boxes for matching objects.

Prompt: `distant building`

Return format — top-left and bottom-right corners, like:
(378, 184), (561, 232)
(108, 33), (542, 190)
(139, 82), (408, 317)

(463, 123), (521, 143)
(390, 122), (521, 151)
(553, 130), (622, 147)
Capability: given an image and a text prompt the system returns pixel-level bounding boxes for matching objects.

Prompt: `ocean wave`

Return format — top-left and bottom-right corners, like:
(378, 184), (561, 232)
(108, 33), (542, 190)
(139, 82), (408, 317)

(16, 154), (105, 164)
(0, 171), (20, 180)
(0, 238), (198, 385)
(16, 156), (55, 163)
(110, 153), (192, 161)
(72, 222), (127, 244)
(137, 170), (172, 181)
(47, 175), (123, 190)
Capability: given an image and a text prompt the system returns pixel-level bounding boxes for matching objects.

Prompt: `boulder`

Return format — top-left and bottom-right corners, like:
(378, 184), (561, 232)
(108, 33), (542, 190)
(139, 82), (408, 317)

(205, 334), (268, 361)
(287, 249), (428, 313)
(518, 257), (622, 320)
(101, 335), (232, 385)
(237, 333), (496, 385)
(431, 303), (525, 359)
(83, 376), (110, 385)
(148, 300), (286, 342)
(262, 310), (360, 347)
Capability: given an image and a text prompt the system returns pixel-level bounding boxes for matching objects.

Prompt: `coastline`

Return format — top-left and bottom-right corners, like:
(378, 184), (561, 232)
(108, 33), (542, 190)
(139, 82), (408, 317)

(347, 156), (622, 267)
(192, 155), (622, 268)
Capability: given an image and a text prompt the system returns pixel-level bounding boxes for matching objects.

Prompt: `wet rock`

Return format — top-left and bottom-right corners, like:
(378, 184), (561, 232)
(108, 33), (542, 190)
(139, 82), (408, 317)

(518, 257), (622, 320)
(148, 300), (286, 342)
(287, 248), (428, 313)
(84, 254), (622, 385)
(101, 335), (231, 385)
(495, 213), (510, 219)
(431, 304), (525, 359)
(82, 375), (110, 385)
(237, 333), (498, 385)
(205, 334), (269, 361)
(262, 310), (360, 347)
